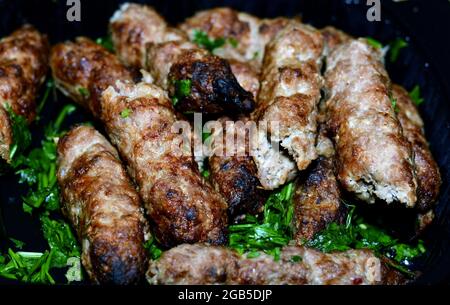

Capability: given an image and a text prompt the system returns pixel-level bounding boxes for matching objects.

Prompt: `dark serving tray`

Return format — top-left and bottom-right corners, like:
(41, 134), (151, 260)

(0, 0), (449, 284)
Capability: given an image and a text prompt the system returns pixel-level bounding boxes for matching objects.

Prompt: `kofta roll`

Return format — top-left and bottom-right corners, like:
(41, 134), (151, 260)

(324, 39), (417, 207)
(251, 22), (324, 189)
(110, 3), (255, 115)
(101, 81), (228, 247)
(0, 25), (49, 162)
(392, 84), (441, 213)
(147, 244), (403, 285)
(208, 117), (266, 221)
(57, 125), (149, 284)
(50, 37), (133, 118)
(51, 40), (228, 248)
(179, 7), (290, 71)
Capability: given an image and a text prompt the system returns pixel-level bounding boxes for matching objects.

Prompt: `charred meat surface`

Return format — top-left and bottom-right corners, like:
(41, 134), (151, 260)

(0, 25), (49, 162)
(51, 40), (228, 247)
(57, 125), (149, 284)
(50, 37), (133, 118)
(110, 3), (255, 115)
(293, 157), (345, 243)
(147, 243), (402, 285)
(208, 117), (266, 220)
(324, 39), (417, 206)
(392, 84), (441, 212)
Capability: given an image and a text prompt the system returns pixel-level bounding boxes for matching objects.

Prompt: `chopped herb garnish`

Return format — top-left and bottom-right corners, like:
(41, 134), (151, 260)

(228, 182), (295, 260)
(228, 37), (239, 48)
(290, 255), (302, 263)
(37, 78), (55, 115)
(78, 87), (90, 99)
(365, 37), (383, 49)
(192, 30), (226, 53)
(389, 38), (408, 63)
(144, 236), (163, 260)
(202, 131), (212, 142)
(306, 204), (426, 272)
(9, 238), (25, 250)
(409, 85), (424, 106)
(95, 35), (114, 52)
(5, 104), (32, 164)
(201, 169), (210, 179)
(390, 96), (399, 113)
(252, 51), (260, 60)
(120, 108), (132, 118)
(15, 104), (76, 213)
(171, 79), (192, 106)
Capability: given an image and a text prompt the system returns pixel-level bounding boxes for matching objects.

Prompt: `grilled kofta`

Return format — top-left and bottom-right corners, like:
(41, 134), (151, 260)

(57, 125), (149, 284)
(324, 39), (417, 207)
(0, 25), (49, 162)
(109, 3), (254, 115)
(251, 22), (324, 190)
(50, 39), (228, 248)
(147, 243), (403, 285)
(392, 84), (441, 228)
(208, 117), (266, 220)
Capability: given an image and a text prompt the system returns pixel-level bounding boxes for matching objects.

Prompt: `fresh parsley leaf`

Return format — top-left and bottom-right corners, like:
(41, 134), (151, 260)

(171, 79), (192, 106)
(95, 35), (114, 52)
(252, 51), (260, 60)
(9, 238), (25, 249)
(201, 169), (210, 179)
(365, 37), (383, 49)
(193, 30), (226, 53)
(228, 182), (295, 259)
(78, 87), (90, 99)
(390, 96), (399, 113)
(40, 213), (80, 268)
(290, 255), (302, 263)
(5, 104), (32, 163)
(144, 236), (163, 260)
(306, 204), (426, 271)
(228, 37), (238, 48)
(409, 85), (424, 106)
(202, 131), (212, 142)
(37, 78), (55, 115)
(389, 38), (408, 63)
(120, 108), (132, 118)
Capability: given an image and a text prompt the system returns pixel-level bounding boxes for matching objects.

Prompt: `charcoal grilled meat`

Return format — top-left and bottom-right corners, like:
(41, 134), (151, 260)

(324, 39), (417, 206)
(392, 84), (441, 229)
(57, 125), (149, 284)
(50, 37), (133, 118)
(179, 7), (290, 71)
(50, 39), (228, 247)
(109, 3), (254, 115)
(0, 25), (49, 162)
(251, 22), (324, 189)
(208, 117), (266, 220)
(293, 156), (345, 243)
(147, 243), (404, 285)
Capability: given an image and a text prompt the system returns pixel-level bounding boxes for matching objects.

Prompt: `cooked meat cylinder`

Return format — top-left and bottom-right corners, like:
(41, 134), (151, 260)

(179, 7), (290, 70)
(321, 26), (352, 57)
(101, 81), (228, 247)
(392, 84), (441, 212)
(293, 156), (345, 243)
(324, 39), (417, 206)
(147, 243), (402, 285)
(0, 25), (49, 162)
(50, 41), (228, 247)
(228, 59), (260, 99)
(208, 117), (266, 220)
(251, 22), (324, 189)
(50, 37), (133, 118)
(110, 3), (254, 115)
(57, 125), (149, 284)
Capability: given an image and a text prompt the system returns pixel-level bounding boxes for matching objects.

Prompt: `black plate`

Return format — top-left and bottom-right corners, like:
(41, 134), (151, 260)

(1, 0), (449, 284)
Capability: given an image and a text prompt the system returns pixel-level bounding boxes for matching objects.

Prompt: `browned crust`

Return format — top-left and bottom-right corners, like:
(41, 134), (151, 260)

(0, 25), (49, 162)
(293, 157), (345, 243)
(392, 84), (441, 212)
(110, 3), (255, 115)
(50, 37), (133, 118)
(324, 39), (417, 206)
(147, 244), (400, 285)
(57, 125), (149, 284)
